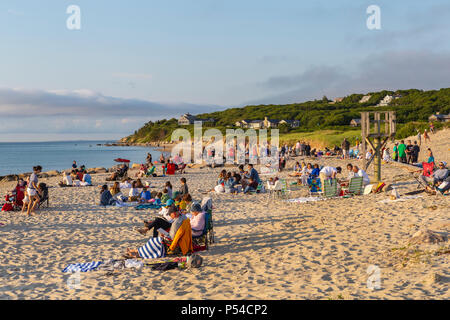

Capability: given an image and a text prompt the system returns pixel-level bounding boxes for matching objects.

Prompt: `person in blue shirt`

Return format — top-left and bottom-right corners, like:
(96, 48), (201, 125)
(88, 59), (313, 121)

(140, 186), (152, 203)
(82, 172), (92, 186)
(311, 164), (321, 177)
(247, 164), (260, 184)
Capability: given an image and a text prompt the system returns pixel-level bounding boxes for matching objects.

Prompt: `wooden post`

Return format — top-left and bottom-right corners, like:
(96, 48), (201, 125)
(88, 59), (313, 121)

(361, 111), (396, 183)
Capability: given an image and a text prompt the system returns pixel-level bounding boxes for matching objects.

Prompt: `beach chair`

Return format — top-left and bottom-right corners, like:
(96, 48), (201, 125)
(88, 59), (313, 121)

(145, 166), (156, 177)
(37, 183), (49, 209)
(266, 180), (282, 200)
(345, 176), (364, 196)
(413, 162), (434, 189)
(322, 178), (339, 198)
(279, 179), (292, 199)
(192, 211), (213, 250)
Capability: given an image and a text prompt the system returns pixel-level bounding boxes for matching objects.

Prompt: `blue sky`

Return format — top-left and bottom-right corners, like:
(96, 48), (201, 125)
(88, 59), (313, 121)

(0, 0), (449, 141)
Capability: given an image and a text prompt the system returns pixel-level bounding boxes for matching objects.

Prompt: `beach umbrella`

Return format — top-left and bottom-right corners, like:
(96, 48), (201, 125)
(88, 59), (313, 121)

(114, 158), (130, 163)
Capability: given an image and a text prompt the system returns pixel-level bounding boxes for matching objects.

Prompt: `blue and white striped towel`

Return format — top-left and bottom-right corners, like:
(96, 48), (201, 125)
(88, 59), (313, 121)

(62, 261), (103, 273)
(138, 237), (166, 259)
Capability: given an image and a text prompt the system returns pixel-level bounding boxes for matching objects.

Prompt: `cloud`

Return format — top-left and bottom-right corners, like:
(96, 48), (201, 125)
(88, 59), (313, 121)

(0, 87), (220, 118)
(247, 50), (450, 104)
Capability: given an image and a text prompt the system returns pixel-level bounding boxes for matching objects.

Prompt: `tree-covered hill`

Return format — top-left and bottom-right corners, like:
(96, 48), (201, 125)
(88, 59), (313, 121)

(121, 88), (450, 145)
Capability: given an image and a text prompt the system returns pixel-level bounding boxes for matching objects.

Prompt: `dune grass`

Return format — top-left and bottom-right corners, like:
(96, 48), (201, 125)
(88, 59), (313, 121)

(278, 129), (361, 149)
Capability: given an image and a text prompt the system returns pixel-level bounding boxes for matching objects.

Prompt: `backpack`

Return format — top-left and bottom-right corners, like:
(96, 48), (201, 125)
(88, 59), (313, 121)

(187, 253), (203, 268)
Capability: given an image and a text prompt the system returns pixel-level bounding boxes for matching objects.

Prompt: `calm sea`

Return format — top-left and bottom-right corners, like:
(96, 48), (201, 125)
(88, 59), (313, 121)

(0, 140), (163, 176)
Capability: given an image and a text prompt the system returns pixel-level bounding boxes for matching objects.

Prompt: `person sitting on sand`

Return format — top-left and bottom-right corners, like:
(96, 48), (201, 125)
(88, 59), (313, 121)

(135, 178), (144, 189)
(179, 193), (192, 212)
(247, 164), (260, 184)
(100, 184), (116, 206)
(345, 163), (355, 180)
(161, 188), (170, 204)
(224, 172), (237, 194)
(383, 148), (392, 162)
(289, 161), (302, 177)
(59, 171), (73, 187)
(119, 178), (132, 189)
(110, 182), (121, 196)
(164, 181), (173, 199)
(81, 171), (92, 186)
(311, 164), (320, 177)
(243, 177), (259, 194)
(128, 181), (140, 202)
(153, 192), (163, 205)
(140, 186), (152, 203)
(178, 177), (189, 197)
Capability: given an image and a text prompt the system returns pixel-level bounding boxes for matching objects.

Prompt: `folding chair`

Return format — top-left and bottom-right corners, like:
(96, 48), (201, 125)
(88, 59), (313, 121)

(345, 176), (364, 196)
(322, 178), (339, 198)
(192, 211), (214, 250)
(413, 162), (434, 189)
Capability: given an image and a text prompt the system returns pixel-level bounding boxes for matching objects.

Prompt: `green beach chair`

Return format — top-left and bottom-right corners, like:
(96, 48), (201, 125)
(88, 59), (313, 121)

(322, 178), (339, 198)
(347, 176), (364, 196)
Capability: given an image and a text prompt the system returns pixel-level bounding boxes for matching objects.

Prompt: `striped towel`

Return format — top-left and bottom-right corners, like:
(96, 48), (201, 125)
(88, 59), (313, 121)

(62, 261), (102, 273)
(138, 237), (166, 259)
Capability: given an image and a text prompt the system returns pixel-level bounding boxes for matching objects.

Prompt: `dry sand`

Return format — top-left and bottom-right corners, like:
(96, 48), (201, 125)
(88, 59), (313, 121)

(0, 129), (448, 300)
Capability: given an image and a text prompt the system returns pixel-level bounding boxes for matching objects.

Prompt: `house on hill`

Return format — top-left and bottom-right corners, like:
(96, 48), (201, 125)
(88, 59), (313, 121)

(235, 117), (299, 129)
(359, 95), (371, 103)
(279, 119), (300, 128)
(429, 113), (450, 122)
(178, 113), (215, 125)
(329, 97), (345, 104)
(350, 119), (361, 127)
(377, 94), (402, 107)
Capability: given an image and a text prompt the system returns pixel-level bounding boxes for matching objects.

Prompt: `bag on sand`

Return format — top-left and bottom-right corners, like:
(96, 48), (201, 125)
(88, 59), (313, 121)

(187, 254), (203, 268)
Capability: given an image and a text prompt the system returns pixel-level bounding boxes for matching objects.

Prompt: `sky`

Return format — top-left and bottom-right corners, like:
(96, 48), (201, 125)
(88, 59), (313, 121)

(0, 0), (449, 141)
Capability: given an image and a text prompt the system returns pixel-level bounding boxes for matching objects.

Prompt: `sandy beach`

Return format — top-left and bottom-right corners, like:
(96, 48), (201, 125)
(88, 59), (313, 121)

(0, 130), (448, 300)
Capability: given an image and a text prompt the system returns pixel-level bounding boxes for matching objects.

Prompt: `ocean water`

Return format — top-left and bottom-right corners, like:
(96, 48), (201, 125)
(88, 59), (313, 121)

(0, 140), (163, 176)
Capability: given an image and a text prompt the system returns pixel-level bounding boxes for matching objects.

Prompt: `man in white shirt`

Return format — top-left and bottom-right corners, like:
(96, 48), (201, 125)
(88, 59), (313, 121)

(353, 165), (370, 185)
(319, 166), (342, 184)
(62, 171), (72, 186)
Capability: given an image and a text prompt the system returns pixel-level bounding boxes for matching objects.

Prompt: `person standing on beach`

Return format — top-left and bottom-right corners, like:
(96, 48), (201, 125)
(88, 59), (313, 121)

(397, 140), (407, 163)
(341, 138), (350, 159)
(26, 166), (42, 216)
(393, 142), (399, 162)
(423, 129), (431, 143)
(405, 140), (414, 164)
(72, 161), (77, 169)
(412, 141), (420, 163)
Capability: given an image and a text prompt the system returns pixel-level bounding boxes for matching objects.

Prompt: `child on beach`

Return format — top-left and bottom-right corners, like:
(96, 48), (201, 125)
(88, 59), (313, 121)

(139, 186), (152, 203)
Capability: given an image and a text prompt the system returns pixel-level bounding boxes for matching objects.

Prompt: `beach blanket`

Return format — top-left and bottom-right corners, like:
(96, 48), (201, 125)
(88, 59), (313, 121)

(378, 195), (422, 204)
(138, 237), (166, 259)
(135, 203), (163, 210)
(62, 261), (102, 273)
(285, 196), (321, 203)
(115, 201), (139, 208)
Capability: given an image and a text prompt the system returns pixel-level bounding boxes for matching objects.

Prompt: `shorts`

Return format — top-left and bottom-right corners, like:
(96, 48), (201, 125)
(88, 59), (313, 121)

(27, 188), (37, 197)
